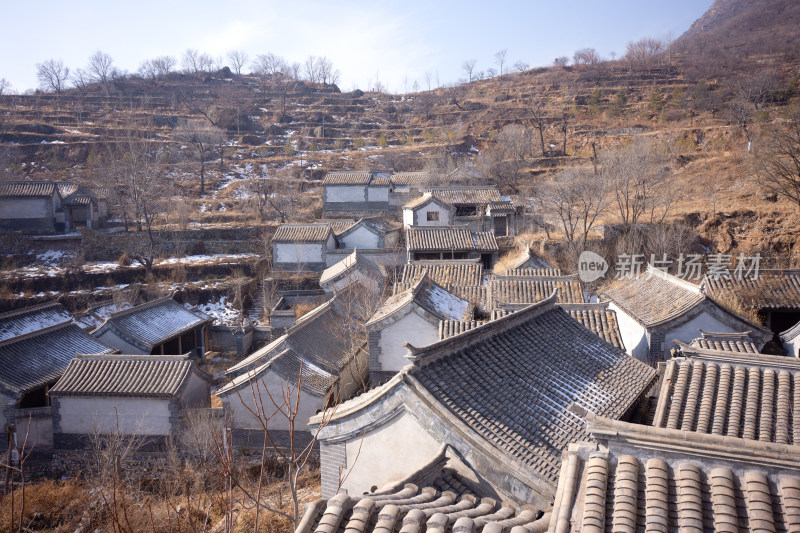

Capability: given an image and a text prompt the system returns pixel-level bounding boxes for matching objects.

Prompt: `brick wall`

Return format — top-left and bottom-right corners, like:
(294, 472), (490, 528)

(320, 441), (347, 498)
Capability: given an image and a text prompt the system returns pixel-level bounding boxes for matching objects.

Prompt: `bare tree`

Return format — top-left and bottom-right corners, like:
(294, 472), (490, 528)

(462, 59), (477, 82)
(477, 124), (531, 193)
(139, 56), (176, 81)
(176, 119), (225, 195)
(226, 50), (249, 75)
(36, 58), (70, 95)
(541, 167), (608, 246)
(0, 78), (11, 95)
(525, 94), (549, 155)
(752, 103), (800, 211)
(424, 70), (433, 91)
(554, 56), (570, 67)
(624, 37), (665, 74)
(303, 55), (319, 83)
(181, 49), (213, 74)
(572, 48), (600, 66)
(88, 50), (115, 92)
(495, 49), (508, 76)
(601, 140), (672, 231)
(513, 61), (529, 72)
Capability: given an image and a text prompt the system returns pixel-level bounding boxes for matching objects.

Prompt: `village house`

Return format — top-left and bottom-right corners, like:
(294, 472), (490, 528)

(496, 246), (553, 273)
(602, 266), (772, 363)
(387, 171), (432, 207)
(548, 412), (800, 533)
(319, 250), (387, 297)
(218, 291), (369, 447)
(272, 223), (337, 272)
(57, 183), (109, 229)
(0, 321), (116, 450)
(0, 181), (68, 233)
(702, 269), (800, 333)
(406, 226), (499, 269)
(334, 217), (401, 251)
(92, 296), (212, 357)
(310, 296), (656, 505)
(366, 274), (473, 386)
(651, 340), (800, 444)
(49, 354), (212, 450)
(402, 186), (518, 237)
(322, 171), (391, 214)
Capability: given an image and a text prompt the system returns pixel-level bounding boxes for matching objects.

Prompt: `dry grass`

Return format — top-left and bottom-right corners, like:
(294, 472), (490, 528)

(294, 302), (318, 318)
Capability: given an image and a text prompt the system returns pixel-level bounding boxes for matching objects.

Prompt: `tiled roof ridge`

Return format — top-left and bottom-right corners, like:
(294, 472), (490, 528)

(104, 295), (177, 321)
(556, 301), (610, 311)
(699, 329), (752, 339)
(781, 319), (800, 341)
(647, 263), (703, 294)
(674, 340), (800, 368)
(0, 301), (67, 321)
(584, 411), (800, 465)
(0, 321), (77, 349)
(286, 299), (337, 336)
(491, 273), (578, 282)
(309, 370), (407, 425)
(75, 353), (189, 361)
(319, 250), (359, 285)
(405, 292), (559, 365)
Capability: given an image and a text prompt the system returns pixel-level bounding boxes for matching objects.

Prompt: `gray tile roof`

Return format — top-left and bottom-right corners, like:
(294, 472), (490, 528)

(402, 193), (450, 210)
(399, 263), (483, 288)
(223, 290), (370, 395)
(0, 302), (72, 342)
(690, 330), (759, 352)
(652, 347), (800, 444)
(553, 416), (800, 533)
(603, 269), (705, 328)
(390, 171), (432, 186)
(426, 187), (503, 205)
(49, 354), (209, 398)
(94, 297), (211, 351)
(703, 270), (800, 310)
(273, 224), (333, 243)
(323, 171), (375, 185)
(438, 319), (487, 340)
(0, 323), (116, 396)
(406, 297), (656, 486)
(560, 302), (625, 350)
(488, 277), (584, 307)
(495, 267), (562, 277)
(319, 250), (385, 289)
(406, 227), (498, 252)
(370, 276), (472, 324)
(296, 447), (550, 533)
(0, 181), (58, 199)
(58, 184), (99, 206)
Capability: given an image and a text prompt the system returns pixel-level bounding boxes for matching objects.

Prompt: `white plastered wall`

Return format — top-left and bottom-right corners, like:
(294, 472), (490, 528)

(0, 198), (50, 219)
(339, 226), (379, 249)
(326, 186), (366, 202)
(607, 302), (649, 360)
(94, 329), (146, 354)
(225, 369), (323, 432)
(662, 311), (740, 353)
(274, 243), (324, 264)
(340, 410), (442, 495)
(57, 397), (172, 435)
(367, 186), (389, 202)
(378, 310), (439, 372)
(410, 203), (451, 227)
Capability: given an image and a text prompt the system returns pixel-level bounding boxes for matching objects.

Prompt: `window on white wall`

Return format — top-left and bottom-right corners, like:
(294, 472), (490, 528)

(426, 211), (439, 222)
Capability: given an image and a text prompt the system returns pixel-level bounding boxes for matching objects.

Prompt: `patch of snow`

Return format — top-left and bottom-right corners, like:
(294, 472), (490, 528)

(189, 297), (242, 326)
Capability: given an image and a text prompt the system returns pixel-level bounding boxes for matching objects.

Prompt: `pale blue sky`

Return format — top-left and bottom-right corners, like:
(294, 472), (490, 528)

(1, 1), (713, 94)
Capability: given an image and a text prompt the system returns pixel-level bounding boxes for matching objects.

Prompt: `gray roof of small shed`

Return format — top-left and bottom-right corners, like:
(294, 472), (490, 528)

(93, 297), (211, 351)
(0, 323), (116, 397)
(273, 224), (334, 243)
(50, 354), (210, 399)
(0, 302), (73, 342)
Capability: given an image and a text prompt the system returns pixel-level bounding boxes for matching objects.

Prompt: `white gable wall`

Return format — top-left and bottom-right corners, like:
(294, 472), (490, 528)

(94, 328), (146, 354)
(57, 396), (172, 435)
(661, 311), (740, 353)
(378, 309), (440, 372)
(339, 226), (379, 249)
(224, 369), (323, 432)
(178, 372), (211, 409)
(607, 302), (649, 361)
(784, 336), (800, 357)
(340, 410), (441, 495)
(405, 203), (451, 228)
